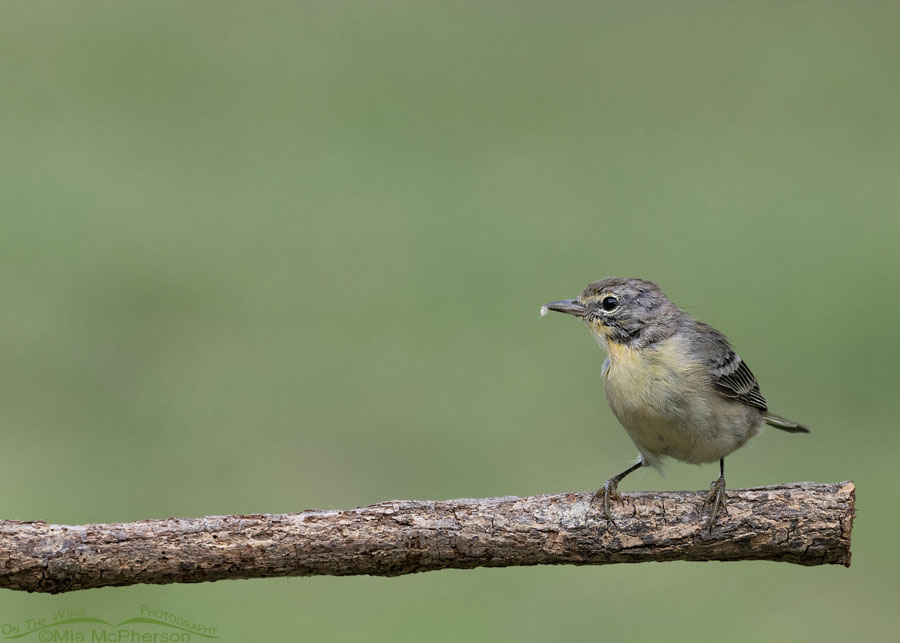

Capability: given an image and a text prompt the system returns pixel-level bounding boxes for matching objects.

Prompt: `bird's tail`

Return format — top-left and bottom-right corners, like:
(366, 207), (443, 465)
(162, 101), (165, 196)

(762, 412), (811, 433)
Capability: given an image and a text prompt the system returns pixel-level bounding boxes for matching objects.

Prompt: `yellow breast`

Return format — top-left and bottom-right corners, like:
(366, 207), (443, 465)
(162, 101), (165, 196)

(594, 331), (699, 417)
(588, 324), (760, 466)
(602, 339), (675, 411)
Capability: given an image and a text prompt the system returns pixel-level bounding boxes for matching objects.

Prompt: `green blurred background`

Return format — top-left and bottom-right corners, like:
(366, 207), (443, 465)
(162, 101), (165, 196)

(1, 1), (898, 640)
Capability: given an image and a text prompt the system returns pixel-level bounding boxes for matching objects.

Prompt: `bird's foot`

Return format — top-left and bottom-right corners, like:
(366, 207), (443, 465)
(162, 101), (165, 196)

(590, 478), (624, 528)
(702, 475), (728, 532)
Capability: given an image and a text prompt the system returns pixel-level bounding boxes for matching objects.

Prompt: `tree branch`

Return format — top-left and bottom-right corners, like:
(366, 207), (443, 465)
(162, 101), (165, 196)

(1, 481), (853, 594)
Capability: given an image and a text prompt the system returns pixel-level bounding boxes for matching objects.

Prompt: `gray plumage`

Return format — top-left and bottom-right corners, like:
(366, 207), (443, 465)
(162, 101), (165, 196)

(544, 277), (810, 529)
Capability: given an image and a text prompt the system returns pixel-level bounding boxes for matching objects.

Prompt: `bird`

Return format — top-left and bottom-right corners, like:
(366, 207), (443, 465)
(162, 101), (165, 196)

(541, 277), (810, 530)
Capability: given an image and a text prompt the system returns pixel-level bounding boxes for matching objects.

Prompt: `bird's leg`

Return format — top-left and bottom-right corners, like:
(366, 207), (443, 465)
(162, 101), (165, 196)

(703, 458), (728, 531)
(590, 460), (644, 527)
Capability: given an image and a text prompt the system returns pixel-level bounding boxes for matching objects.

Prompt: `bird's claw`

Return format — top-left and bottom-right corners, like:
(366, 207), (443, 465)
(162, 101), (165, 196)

(591, 478), (624, 528)
(703, 475), (728, 532)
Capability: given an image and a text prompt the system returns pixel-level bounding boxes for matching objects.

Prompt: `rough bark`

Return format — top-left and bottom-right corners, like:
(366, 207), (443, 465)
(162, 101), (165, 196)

(0, 481), (853, 594)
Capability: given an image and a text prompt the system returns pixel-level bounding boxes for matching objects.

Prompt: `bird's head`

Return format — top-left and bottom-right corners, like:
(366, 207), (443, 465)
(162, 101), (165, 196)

(543, 277), (684, 347)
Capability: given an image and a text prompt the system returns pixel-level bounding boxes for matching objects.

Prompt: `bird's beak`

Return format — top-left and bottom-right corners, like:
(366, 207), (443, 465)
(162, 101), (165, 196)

(543, 299), (589, 318)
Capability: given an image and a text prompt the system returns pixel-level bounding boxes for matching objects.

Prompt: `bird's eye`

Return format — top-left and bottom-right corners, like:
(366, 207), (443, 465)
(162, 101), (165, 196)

(601, 296), (619, 312)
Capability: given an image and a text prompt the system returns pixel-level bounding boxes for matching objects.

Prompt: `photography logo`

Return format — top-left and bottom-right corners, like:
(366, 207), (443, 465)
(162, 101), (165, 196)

(1, 605), (218, 641)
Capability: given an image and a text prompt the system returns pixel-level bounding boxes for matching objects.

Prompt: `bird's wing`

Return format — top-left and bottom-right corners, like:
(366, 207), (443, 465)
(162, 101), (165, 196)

(690, 321), (768, 411)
